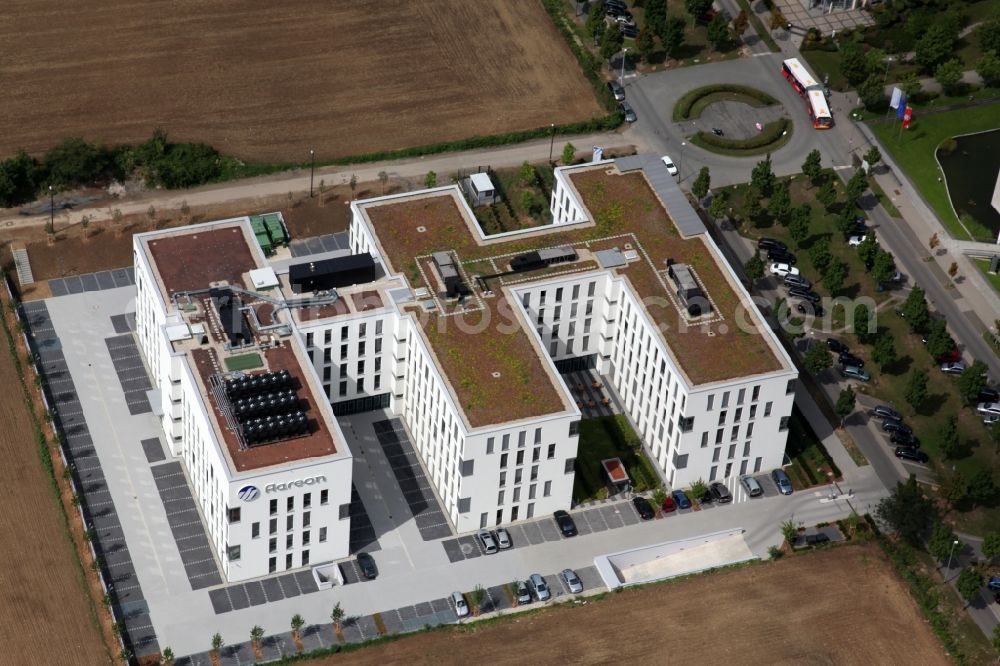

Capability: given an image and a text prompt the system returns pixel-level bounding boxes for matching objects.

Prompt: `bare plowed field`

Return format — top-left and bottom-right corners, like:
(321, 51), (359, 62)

(0, 333), (109, 662)
(333, 545), (948, 666)
(2, 1), (602, 163)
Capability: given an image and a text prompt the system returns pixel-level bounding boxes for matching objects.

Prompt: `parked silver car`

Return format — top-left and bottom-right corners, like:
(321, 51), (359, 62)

(741, 475), (763, 497)
(494, 527), (512, 550)
(478, 530), (498, 554)
(561, 568), (583, 594)
(452, 591), (469, 617)
(529, 573), (550, 601)
(516, 580), (532, 605)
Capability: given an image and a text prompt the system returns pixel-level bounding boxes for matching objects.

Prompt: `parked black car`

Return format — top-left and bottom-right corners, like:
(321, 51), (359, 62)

(838, 353), (864, 368)
(789, 287), (821, 303)
(895, 446), (928, 463)
(977, 388), (1000, 404)
(357, 552), (378, 580)
(606, 80), (625, 102)
(890, 431), (918, 446)
(709, 482), (733, 504)
(805, 533), (831, 546)
(632, 496), (655, 520)
(826, 338), (849, 354)
(796, 302), (825, 317)
(784, 274), (812, 289)
(554, 510), (578, 537)
(757, 237), (787, 253)
(768, 249), (797, 264)
(620, 23), (638, 37)
(882, 419), (913, 435)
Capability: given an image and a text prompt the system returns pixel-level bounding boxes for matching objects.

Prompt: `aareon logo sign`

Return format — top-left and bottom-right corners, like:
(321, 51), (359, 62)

(265, 475), (327, 493)
(238, 485), (260, 502)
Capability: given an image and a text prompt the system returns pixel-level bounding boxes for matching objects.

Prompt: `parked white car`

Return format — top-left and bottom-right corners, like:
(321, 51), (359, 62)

(452, 591), (469, 617)
(661, 155), (678, 177)
(848, 234), (868, 246)
(977, 402), (1000, 416)
(769, 262), (800, 277)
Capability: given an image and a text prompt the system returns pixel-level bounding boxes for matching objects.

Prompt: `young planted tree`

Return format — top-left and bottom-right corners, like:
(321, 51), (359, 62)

(809, 240), (832, 274)
(250, 625), (264, 655)
(835, 386), (856, 425)
(518, 161), (535, 186)
(732, 10), (749, 37)
(927, 522), (958, 564)
(871, 250), (897, 286)
(956, 360), (988, 404)
(561, 142), (576, 166)
(689, 478), (708, 500)
(854, 303), (874, 343)
(707, 13), (731, 50)
(844, 168), (868, 208)
(744, 253), (765, 284)
(872, 333), (898, 371)
(685, 0), (713, 20)
(937, 415), (960, 459)
(692, 166), (711, 199)
(925, 319), (953, 359)
(901, 286), (931, 332)
(743, 193), (763, 225)
(424, 171), (437, 188)
(955, 568), (981, 608)
(708, 190), (729, 220)
(857, 234), (880, 268)
(788, 204), (811, 243)
(822, 260), (848, 294)
(290, 613), (305, 645)
(471, 585), (487, 617)
(331, 602), (345, 632)
(875, 476), (935, 546)
(863, 146), (881, 170)
(635, 27), (656, 63)
(210, 633), (224, 660)
(781, 519), (797, 546)
(982, 531), (1000, 562)
(804, 342), (833, 374)
(858, 74), (887, 111)
(816, 179), (837, 210)
(378, 170), (389, 194)
(768, 180), (792, 226)
(349, 174), (358, 195)
(750, 154), (775, 197)
(661, 15), (687, 58)
(801, 149), (822, 185)
(161, 647), (175, 666)
(600, 27), (625, 62)
(839, 41), (872, 86)
(905, 369), (929, 411)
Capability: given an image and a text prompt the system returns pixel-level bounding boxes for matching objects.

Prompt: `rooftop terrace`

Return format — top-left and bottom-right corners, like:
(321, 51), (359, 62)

(358, 161), (784, 416)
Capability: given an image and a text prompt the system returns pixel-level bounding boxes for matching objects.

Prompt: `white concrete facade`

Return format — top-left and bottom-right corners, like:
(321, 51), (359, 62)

(133, 221), (354, 583)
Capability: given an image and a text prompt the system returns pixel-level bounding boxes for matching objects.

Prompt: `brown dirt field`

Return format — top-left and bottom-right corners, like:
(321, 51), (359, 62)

(329, 545), (949, 666)
(0, 314), (111, 662)
(1, 1), (602, 163)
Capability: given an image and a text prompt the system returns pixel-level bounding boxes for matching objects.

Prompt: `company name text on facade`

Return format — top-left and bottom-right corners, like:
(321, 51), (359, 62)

(264, 475), (327, 493)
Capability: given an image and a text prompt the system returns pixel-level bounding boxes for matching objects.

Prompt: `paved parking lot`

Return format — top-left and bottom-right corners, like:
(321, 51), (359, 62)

(373, 419), (453, 541)
(105, 333), (152, 415)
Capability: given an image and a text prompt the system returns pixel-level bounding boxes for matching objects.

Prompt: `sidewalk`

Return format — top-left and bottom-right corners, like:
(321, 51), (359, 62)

(0, 129), (637, 230)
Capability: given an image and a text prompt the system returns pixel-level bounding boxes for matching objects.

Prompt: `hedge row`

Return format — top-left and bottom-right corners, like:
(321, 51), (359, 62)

(540, 0), (618, 113)
(674, 84), (779, 120)
(694, 117), (790, 150)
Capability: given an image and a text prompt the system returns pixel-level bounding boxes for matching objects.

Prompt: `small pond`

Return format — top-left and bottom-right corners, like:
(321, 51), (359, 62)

(936, 129), (1000, 239)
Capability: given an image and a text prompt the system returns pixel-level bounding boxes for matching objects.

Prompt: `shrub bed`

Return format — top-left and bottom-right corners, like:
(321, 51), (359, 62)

(690, 118), (791, 155)
(674, 85), (779, 121)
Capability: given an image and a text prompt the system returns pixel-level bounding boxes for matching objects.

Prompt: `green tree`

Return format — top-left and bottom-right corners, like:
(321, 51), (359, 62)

(978, 16), (1000, 56)
(291, 613), (305, 639)
(840, 41), (872, 86)
(471, 584), (487, 614)
(836, 209), (858, 239)
(865, 48), (887, 79)
(816, 179), (837, 210)
(586, 2), (606, 40)
(750, 154), (775, 197)
(905, 369), (929, 410)
(933, 59), (964, 95)
(561, 142), (576, 165)
(863, 146), (882, 169)
(708, 190), (729, 220)
(685, 0), (713, 19)
(250, 625), (264, 649)
(645, 0), (667, 37)
(804, 342), (833, 374)
(835, 386), (856, 424)
(42, 137), (114, 189)
(768, 180), (792, 225)
(966, 469), (998, 506)
(927, 522), (957, 564)
(955, 568), (981, 607)
(925, 319), (953, 359)
(823, 260), (848, 294)
(521, 190), (542, 215)
(211, 633), (224, 654)
(872, 250), (897, 285)
(424, 170), (437, 188)
(744, 253), (765, 283)
(956, 360), (988, 404)
(845, 168), (868, 207)
(859, 73), (886, 110)
(982, 531), (1000, 562)
(635, 27), (656, 63)
(692, 166), (711, 199)
(875, 475), (935, 546)
(898, 73), (921, 102)
(743, 192), (763, 225)
(161, 647), (175, 666)
(0, 149), (41, 208)
(518, 161), (534, 186)
(901, 286), (931, 332)
(600, 27), (625, 61)
(789, 204), (811, 243)
(661, 15), (687, 57)
(707, 13), (731, 50)
(976, 51), (1000, 85)
(809, 240), (832, 274)
(330, 602), (345, 631)
(689, 478), (708, 499)
(781, 519), (798, 545)
(801, 149), (822, 184)
(915, 24), (956, 72)
(937, 415), (960, 459)
(854, 303), (874, 343)
(873, 332), (898, 370)
(857, 234), (879, 267)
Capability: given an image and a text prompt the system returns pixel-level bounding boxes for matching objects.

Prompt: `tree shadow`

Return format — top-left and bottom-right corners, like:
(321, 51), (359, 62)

(916, 392), (948, 416)
(883, 354), (913, 376)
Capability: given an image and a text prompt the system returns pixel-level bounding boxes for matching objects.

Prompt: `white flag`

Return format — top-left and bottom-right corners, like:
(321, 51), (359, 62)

(889, 87), (902, 109)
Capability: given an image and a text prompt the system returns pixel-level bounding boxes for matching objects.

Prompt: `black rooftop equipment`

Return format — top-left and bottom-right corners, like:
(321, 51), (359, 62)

(289, 253), (378, 294)
(211, 288), (253, 347)
(509, 246), (577, 273)
(432, 251), (470, 298)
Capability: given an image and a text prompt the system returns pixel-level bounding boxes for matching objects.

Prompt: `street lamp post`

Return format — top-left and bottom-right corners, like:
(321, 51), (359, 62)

(882, 55), (894, 86)
(309, 149), (315, 198)
(548, 123), (556, 164)
(48, 185), (54, 233)
(679, 142), (686, 181)
(619, 47), (628, 84)
(946, 539), (959, 572)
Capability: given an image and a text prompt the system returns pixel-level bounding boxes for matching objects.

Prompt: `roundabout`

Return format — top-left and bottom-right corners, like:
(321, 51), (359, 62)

(674, 84), (794, 156)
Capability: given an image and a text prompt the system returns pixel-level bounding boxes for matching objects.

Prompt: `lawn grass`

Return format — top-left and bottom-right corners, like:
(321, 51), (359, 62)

(798, 49), (845, 90)
(869, 105), (1000, 242)
(726, 169), (1000, 535)
(573, 415), (660, 503)
(972, 258), (1000, 295)
(224, 353), (263, 371)
(785, 406), (841, 489)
